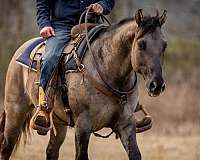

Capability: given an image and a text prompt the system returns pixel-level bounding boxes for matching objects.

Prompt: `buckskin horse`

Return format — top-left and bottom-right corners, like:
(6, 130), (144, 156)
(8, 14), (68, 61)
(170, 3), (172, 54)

(0, 9), (167, 160)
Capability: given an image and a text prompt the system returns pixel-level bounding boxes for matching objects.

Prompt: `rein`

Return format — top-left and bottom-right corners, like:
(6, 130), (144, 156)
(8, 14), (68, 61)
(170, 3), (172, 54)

(80, 8), (138, 104)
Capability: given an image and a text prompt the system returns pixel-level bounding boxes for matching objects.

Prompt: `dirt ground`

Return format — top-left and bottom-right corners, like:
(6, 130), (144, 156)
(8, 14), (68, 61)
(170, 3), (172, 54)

(11, 129), (200, 160)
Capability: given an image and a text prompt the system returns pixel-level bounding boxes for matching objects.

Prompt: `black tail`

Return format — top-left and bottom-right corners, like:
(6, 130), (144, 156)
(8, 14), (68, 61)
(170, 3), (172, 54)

(14, 111), (33, 151)
(0, 110), (33, 152)
(0, 111), (6, 148)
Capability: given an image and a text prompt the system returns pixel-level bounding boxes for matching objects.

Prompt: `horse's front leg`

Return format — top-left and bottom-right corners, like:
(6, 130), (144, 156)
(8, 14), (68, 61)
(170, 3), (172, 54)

(75, 112), (91, 160)
(117, 116), (141, 160)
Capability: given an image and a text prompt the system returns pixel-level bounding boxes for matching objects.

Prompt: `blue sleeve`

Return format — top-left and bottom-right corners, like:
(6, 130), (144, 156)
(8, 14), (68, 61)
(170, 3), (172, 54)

(97, 0), (115, 15)
(35, 0), (51, 29)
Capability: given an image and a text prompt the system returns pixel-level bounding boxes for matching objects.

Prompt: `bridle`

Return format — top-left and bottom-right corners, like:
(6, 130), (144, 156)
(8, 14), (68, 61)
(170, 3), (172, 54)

(79, 7), (138, 104)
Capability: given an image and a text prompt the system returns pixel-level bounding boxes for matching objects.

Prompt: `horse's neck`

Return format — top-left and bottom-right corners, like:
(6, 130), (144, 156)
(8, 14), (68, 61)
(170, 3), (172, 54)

(94, 21), (137, 87)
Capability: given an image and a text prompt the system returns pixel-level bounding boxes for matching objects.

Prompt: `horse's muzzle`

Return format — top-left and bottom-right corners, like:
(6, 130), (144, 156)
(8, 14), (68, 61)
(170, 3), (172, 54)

(146, 76), (165, 97)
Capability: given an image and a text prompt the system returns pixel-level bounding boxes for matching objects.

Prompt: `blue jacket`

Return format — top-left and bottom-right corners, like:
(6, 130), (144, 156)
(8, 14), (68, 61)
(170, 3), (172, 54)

(36, 0), (115, 29)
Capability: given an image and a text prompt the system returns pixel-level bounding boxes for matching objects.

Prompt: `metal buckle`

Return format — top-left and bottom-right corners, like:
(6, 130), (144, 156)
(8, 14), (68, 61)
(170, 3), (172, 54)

(40, 102), (49, 111)
(73, 50), (78, 59)
(78, 64), (85, 72)
(120, 95), (127, 105)
(64, 108), (71, 113)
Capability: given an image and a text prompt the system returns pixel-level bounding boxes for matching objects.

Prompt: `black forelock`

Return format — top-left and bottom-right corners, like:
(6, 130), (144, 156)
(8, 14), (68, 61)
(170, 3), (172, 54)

(135, 16), (161, 39)
(140, 16), (161, 29)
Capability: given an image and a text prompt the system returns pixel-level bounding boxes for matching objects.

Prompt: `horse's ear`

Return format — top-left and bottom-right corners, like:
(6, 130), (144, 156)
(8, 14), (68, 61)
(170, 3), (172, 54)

(135, 9), (144, 27)
(159, 10), (167, 26)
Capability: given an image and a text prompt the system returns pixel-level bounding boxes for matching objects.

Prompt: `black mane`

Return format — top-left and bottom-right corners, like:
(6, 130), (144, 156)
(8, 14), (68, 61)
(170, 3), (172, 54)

(102, 15), (161, 38)
(117, 17), (135, 26)
(105, 17), (135, 33)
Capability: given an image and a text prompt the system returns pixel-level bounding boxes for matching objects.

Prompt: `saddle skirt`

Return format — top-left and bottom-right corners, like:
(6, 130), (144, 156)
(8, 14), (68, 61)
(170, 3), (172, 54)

(16, 24), (108, 72)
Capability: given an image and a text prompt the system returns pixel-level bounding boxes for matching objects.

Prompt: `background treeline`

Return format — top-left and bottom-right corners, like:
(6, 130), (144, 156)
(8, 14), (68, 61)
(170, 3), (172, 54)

(0, 0), (200, 134)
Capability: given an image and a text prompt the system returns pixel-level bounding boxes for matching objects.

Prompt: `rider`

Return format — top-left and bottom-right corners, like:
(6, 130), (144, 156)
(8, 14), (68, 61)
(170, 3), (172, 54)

(33, 0), (115, 133)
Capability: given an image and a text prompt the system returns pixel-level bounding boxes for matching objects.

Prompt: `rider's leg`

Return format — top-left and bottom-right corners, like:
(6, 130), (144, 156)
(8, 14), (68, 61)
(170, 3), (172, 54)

(32, 25), (71, 134)
(40, 26), (71, 91)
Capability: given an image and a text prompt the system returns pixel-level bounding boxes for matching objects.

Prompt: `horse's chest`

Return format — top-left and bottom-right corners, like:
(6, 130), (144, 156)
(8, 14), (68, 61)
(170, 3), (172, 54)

(67, 74), (138, 130)
(67, 74), (119, 118)
(67, 73), (117, 103)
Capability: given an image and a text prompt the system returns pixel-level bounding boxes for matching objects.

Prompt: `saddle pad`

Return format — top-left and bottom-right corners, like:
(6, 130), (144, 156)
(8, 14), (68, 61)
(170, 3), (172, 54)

(16, 37), (45, 71)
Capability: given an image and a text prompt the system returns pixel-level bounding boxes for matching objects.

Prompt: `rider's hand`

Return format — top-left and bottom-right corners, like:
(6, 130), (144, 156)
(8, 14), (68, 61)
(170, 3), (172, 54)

(87, 3), (104, 15)
(40, 26), (55, 39)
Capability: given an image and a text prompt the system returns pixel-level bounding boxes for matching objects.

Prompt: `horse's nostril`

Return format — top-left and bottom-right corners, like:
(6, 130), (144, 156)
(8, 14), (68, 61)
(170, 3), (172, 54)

(161, 83), (166, 92)
(149, 81), (157, 92)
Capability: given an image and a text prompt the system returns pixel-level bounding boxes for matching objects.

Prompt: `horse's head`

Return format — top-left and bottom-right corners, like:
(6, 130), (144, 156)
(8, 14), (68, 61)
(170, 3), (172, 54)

(131, 9), (167, 97)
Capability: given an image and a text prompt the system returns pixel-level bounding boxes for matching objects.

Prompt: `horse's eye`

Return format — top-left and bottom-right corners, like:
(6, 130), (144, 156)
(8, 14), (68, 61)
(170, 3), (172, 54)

(138, 40), (146, 50)
(162, 42), (167, 52)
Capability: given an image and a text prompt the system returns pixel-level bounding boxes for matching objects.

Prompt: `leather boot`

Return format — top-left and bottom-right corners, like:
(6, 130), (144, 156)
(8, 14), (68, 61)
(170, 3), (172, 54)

(31, 87), (51, 135)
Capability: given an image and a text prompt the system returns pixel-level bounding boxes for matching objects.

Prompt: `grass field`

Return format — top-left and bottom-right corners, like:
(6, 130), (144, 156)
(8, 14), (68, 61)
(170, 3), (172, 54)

(11, 129), (200, 160)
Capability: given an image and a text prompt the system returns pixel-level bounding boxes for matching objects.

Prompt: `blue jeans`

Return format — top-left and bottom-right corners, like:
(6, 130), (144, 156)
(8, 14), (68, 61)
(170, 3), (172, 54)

(40, 23), (71, 90)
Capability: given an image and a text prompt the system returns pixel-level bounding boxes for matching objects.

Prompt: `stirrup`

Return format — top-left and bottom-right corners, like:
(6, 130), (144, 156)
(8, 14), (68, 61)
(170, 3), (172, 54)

(30, 108), (53, 136)
(30, 86), (51, 135)
(135, 104), (153, 133)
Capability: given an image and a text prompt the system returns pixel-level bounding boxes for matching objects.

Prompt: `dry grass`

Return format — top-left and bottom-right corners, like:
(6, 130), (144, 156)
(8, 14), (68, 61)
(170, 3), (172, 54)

(138, 82), (200, 135)
(11, 130), (200, 160)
